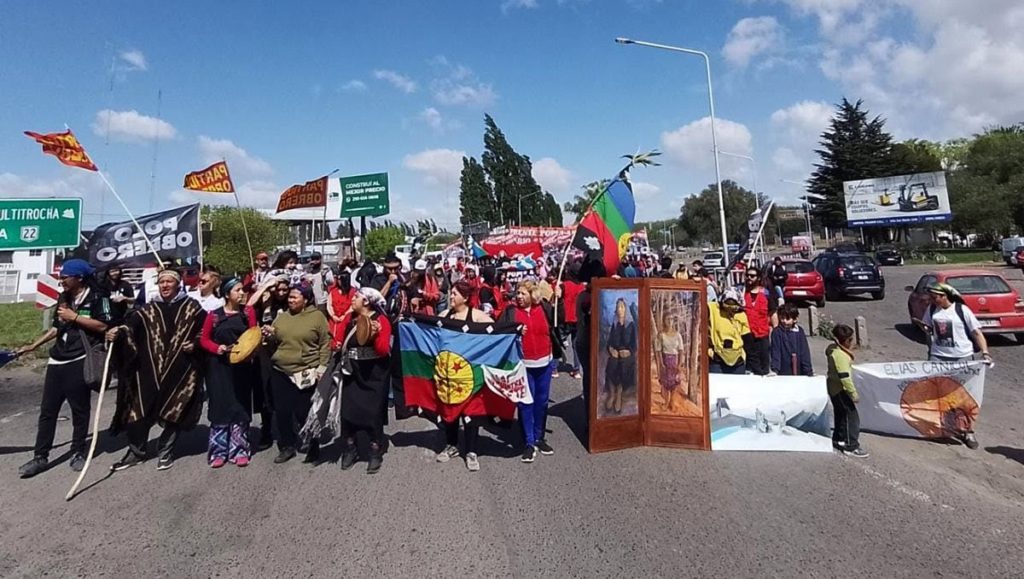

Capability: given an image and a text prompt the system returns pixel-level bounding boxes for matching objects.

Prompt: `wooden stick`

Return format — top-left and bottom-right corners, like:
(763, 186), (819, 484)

(65, 345), (115, 501)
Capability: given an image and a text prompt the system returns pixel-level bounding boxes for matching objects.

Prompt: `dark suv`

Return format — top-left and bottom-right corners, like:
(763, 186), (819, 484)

(874, 245), (903, 266)
(812, 251), (886, 300)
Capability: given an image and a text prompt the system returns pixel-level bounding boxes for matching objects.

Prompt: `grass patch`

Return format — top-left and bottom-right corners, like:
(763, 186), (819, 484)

(0, 303), (45, 350)
(905, 250), (999, 266)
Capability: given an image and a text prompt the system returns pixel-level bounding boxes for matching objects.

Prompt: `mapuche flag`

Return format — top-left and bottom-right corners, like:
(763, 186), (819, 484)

(24, 130), (98, 171)
(276, 176), (328, 213)
(184, 161), (234, 193)
(399, 315), (527, 423)
(571, 172), (636, 275)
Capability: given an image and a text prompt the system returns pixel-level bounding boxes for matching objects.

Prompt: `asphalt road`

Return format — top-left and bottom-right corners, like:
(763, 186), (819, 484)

(1, 266), (1023, 577)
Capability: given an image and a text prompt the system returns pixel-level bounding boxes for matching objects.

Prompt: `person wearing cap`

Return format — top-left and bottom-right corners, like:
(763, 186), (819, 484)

(243, 251), (272, 290)
(303, 251), (334, 317)
(16, 259), (112, 479)
(261, 282), (331, 464)
(742, 266), (777, 376)
(919, 282), (991, 449)
(198, 277), (259, 468)
(370, 253), (405, 317)
(399, 259), (440, 317)
(709, 289), (751, 374)
(107, 268), (206, 472)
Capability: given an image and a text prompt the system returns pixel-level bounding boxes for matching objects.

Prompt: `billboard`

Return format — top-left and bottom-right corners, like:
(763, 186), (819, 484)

(843, 171), (951, 227)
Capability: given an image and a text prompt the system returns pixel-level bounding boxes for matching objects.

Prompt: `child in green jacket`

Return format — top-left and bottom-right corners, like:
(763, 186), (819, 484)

(826, 324), (868, 458)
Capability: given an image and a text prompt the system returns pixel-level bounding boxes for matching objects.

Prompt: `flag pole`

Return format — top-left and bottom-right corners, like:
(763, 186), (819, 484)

(322, 169), (340, 259)
(233, 191), (256, 276)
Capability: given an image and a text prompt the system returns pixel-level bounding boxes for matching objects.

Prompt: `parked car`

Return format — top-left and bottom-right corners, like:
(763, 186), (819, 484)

(703, 251), (725, 268)
(1015, 247), (1024, 270)
(1000, 236), (1024, 264)
(875, 245), (904, 266)
(812, 251), (886, 300)
(906, 270), (1024, 341)
(781, 259), (825, 307)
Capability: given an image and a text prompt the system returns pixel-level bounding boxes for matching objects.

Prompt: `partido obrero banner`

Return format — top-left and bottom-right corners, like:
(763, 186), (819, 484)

(87, 204), (200, 269)
(853, 360), (986, 439)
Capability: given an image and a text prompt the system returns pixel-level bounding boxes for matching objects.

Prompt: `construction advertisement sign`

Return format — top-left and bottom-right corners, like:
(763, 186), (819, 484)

(843, 171), (951, 227)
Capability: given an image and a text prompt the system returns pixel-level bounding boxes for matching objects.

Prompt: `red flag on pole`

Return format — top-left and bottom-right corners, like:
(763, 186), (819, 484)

(183, 161), (235, 193)
(276, 176), (328, 213)
(23, 130), (98, 171)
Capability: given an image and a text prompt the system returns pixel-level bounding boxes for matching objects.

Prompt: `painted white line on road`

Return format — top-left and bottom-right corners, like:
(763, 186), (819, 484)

(0, 411), (27, 424)
(846, 456), (949, 508)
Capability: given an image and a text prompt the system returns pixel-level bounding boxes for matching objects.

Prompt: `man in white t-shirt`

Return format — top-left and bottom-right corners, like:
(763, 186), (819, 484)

(920, 282), (992, 449)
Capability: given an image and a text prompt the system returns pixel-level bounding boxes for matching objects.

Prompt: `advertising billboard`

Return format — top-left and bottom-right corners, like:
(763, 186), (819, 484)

(843, 171), (951, 227)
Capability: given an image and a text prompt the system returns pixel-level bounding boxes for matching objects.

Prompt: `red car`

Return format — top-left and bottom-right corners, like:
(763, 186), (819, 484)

(781, 259), (825, 307)
(906, 269), (1024, 339)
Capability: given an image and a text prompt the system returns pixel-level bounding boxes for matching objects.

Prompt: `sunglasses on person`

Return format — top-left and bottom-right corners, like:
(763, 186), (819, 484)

(200, 277), (213, 284)
(746, 272), (760, 279)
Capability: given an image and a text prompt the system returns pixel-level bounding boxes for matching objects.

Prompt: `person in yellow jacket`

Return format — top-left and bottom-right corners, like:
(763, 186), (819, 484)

(826, 324), (868, 458)
(709, 289), (750, 374)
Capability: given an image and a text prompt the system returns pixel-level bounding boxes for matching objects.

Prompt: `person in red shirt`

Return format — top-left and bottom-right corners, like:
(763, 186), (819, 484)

(326, 270), (358, 349)
(743, 266), (778, 375)
(501, 280), (563, 463)
(560, 267), (585, 379)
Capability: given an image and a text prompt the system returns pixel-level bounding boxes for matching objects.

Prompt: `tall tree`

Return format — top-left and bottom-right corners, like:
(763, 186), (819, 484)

(481, 114), (547, 226)
(678, 180), (758, 245)
(890, 139), (943, 174)
(540, 192), (563, 227)
(458, 155), (495, 227)
(563, 180), (609, 221)
(203, 205), (290, 275)
(808, 98), (900, 229)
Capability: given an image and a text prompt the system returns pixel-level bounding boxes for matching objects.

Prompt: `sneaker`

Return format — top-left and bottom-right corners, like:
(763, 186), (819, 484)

(210, 457), (227, 469)
(846, 448), (870, 459)
(521, 446), (537, 463)
(69, 453), (86, 472)
(110, 451), (145, 472)
(18, 456), (48, 479)
(274, 448), (296, 464)
(962, 433), (979, 450)
(569, 371), (581, 379)
(339, 448), (358, 470)
(536, 440), (555, 456)
(234, 456), (250, 468)
(156, 456), (175, 471)
(465, 452), (480, 472)
(366, 453), (383, 474)
(436, 444), (459, 463)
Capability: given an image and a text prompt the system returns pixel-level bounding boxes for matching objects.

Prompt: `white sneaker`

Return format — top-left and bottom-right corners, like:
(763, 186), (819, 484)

(436, 445), (459, 463)
(465, 452), (480, 471)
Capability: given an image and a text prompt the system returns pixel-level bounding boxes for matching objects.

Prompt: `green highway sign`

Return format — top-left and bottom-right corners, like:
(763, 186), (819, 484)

(0, 198), (82, 250)
(339, 172), (390, 218)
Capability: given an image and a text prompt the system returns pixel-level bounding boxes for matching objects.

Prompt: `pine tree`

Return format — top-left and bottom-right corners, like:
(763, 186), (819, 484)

(481, 114), (548, 226)
(458, 155), (495, 227)
(808, 99), (900, 229)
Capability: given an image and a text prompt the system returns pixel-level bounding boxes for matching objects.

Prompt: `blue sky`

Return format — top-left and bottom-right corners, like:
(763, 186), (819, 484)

(2, 1), (1021, 230)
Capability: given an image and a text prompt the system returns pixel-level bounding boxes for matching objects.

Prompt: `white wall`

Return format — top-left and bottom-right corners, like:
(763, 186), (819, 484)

(0, 249), (55, 303)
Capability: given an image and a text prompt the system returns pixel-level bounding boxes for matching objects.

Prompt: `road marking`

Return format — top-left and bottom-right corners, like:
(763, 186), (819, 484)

(0, 411), (27, 424)
(846, 456), (949, 508)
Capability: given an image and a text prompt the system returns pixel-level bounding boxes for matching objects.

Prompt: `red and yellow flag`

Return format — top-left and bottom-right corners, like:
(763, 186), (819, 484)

(276, 176), (328, 213)
(183, 161), (235, 193)
(23, 130), (98, 171)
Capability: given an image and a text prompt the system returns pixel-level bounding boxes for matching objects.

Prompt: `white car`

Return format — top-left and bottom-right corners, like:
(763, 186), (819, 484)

(703, 252), (725, 268)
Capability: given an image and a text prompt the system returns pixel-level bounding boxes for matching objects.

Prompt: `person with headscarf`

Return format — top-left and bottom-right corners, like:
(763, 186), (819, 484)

(17, 259), (112, 479)
(334, 287), (392, 474)
(198, 277), (258, 467)
(327, 268), (358, 349)
(247, 274), (290, 449)
(262, 282), (331, 464)
(107, 268), (206, 472)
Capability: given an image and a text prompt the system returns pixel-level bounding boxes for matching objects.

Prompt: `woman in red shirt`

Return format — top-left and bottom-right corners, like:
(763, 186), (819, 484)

(327, 270), (358, 349)
(501, 280), (562, 463)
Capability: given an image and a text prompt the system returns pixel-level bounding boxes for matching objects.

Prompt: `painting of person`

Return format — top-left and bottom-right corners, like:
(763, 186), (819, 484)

(650, 289), (703, 417)
(655, 311), (686, 409)
(598, 294), (638, 417)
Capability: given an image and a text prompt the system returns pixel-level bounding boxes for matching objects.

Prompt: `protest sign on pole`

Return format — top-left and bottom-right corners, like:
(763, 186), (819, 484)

(87, 204), (201, 269)
(854, 360), (986, 439)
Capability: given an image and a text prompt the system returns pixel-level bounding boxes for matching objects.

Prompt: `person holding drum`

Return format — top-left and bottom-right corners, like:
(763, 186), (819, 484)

(199, 277), (260, 468)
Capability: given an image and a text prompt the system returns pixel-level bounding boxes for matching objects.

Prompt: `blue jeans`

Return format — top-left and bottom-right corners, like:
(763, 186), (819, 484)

(519, 363), (554, 447)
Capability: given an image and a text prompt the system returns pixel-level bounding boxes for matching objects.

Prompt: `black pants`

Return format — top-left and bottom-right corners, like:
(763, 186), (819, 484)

(270, 369), (314, 451)
(340, 418), (384, 458)
(127, 420), (179, 460)
(444, 420), (480, 454)
(34, 359), (90, 458)
(830, 392), (860, 450)
(745, 335), (771, 376)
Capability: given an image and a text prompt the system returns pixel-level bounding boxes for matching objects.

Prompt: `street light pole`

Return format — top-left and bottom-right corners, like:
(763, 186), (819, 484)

(518, 191), (539, 226)
(616, 36), (730, 266)
(717, 150), (758, 210)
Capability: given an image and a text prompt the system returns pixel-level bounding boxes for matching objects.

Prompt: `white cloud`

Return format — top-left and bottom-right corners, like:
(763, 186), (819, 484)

(661, 117), (753, 179)
(429, 58), (498, 108)
(777, 0), (865, 35)
(118, 49), (147, 72)
(772, 147), (806, 174)
(632, 181), (661, 199)
(92, 109), (177, 142)
(723, 16), (784, 67)
(341, 79), (367, 93)
(402, 148), (466, 187)
(770, 100), (833, 143)
(419, 107), (444, 130)
(501, 0), (538, 12)
(532, 157), (573, 195)
(373, 69), (417, 93)
(196, 136), (273, 178)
